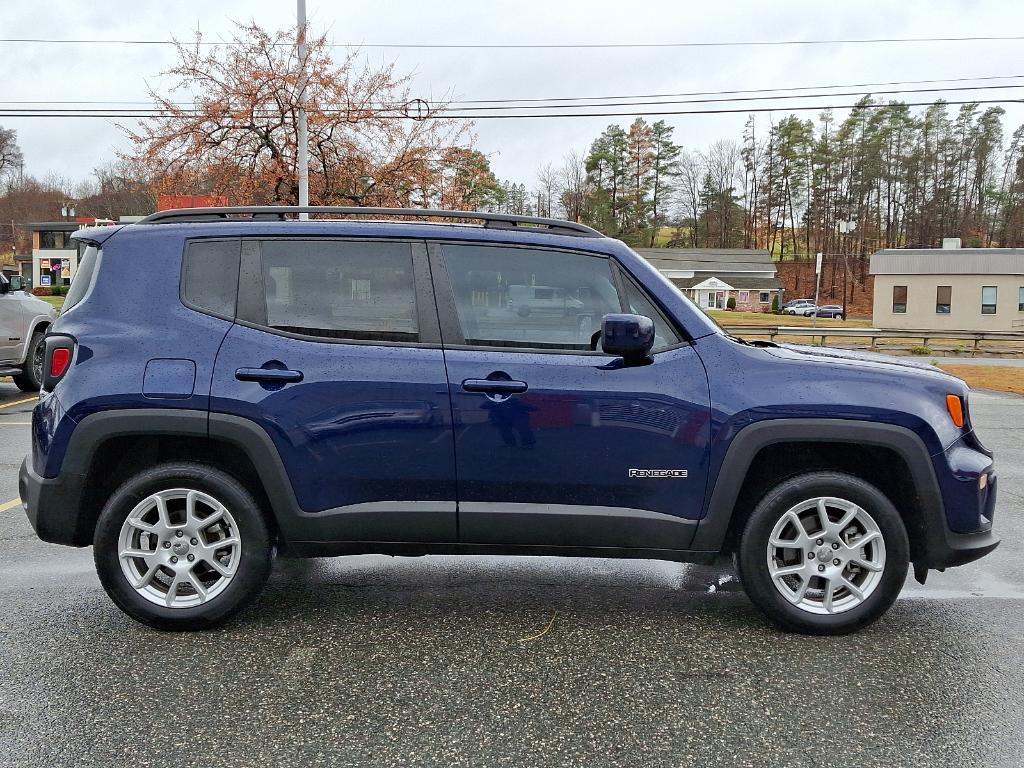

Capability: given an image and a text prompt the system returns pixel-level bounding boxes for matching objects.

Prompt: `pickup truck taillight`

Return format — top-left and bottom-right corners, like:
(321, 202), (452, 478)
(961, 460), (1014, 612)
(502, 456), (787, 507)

(42, 335), (76, 390)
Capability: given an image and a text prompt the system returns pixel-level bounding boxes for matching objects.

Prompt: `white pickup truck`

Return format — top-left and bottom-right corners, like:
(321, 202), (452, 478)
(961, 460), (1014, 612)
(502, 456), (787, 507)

(0, 274), (58, 391)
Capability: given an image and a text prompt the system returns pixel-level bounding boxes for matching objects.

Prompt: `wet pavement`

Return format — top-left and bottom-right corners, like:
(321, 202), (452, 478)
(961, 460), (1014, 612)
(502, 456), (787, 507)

(1, 385), (1022, 767)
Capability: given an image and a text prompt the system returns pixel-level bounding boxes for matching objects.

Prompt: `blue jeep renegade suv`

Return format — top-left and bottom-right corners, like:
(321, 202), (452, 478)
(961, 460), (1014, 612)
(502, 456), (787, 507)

(19, 207), (999, 634)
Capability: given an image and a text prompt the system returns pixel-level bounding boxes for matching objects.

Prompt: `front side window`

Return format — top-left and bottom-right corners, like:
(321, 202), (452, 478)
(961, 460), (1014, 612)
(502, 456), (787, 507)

(936, 285), (951, 314)
(892, 285), (907, 313)
(442, 244), (620, 351)
(981, 286), (997, 315)
(619, 276), (683, 351)
(260, 240), (418, 342)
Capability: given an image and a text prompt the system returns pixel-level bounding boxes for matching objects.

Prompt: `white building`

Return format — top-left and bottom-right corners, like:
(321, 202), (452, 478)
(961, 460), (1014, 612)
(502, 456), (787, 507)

(634, 248), (783, 311)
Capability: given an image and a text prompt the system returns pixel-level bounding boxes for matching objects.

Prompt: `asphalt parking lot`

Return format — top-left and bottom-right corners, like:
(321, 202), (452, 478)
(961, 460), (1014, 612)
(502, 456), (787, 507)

(1, 385), (1022, 768)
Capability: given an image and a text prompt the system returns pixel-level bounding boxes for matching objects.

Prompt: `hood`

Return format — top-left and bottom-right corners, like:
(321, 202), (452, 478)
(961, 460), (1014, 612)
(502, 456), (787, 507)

(766, 342), (963, 387)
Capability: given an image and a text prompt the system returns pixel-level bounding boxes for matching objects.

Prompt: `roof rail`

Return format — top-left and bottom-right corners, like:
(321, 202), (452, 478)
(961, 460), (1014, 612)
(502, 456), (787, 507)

(136, 206), (604, 237)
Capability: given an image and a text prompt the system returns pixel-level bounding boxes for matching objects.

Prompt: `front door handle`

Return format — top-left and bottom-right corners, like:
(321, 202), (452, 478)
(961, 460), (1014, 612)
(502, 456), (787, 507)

(236, 367), (304, 384)
(462, 378), (528, 395)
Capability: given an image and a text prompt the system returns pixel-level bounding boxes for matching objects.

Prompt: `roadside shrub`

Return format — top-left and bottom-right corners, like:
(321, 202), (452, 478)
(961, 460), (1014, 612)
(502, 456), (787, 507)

(54, 285), (70, 296)
(911, 345), (932, 356)
(32, 287), (53, 297)
(771, 295), (780, 313)
(727, 296), (736, 311)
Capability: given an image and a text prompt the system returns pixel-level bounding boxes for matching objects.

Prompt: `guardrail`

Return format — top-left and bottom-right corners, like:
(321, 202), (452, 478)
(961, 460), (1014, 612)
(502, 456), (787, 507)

(723, 325), (1024, 353)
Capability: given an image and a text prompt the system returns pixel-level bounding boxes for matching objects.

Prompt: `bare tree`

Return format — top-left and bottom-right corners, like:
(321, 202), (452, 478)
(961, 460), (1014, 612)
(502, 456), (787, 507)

(558, 152), (588, 222)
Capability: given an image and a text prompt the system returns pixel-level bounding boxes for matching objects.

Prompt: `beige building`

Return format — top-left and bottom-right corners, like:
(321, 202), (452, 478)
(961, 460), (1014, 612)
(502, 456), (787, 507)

(870, 243), (1024, 332)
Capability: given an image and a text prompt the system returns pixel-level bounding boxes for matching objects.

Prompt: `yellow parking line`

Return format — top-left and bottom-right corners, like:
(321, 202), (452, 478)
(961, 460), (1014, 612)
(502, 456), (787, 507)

(0, 497), (22, 513)
(0, 397), (36, 410)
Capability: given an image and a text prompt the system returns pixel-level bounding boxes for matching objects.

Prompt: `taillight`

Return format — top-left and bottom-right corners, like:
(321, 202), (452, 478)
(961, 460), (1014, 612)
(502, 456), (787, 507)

(42, 335), (76, 390)
(50, 347), (71, 378)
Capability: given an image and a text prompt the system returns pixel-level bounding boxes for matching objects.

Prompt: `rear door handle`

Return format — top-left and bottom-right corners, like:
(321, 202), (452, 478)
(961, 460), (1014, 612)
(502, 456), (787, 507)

(236, 367), (304, 384)
(462, 378), (528, 395)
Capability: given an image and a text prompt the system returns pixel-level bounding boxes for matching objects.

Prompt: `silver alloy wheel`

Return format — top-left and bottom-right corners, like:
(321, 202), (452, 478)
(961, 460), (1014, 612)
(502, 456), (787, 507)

(766, 496), (886, 615)
(117, 488), (242, 609)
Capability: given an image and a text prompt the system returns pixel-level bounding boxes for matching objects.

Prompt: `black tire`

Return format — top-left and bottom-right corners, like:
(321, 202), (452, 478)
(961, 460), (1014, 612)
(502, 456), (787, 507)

(93, 462), (273, 631)
(12, 330), (45, 392)
(735, 471), (909, 635)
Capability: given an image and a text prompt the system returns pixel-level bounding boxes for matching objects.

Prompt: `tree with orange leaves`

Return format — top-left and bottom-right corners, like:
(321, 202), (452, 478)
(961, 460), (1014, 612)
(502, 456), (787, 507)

(124, 21), (497, 209)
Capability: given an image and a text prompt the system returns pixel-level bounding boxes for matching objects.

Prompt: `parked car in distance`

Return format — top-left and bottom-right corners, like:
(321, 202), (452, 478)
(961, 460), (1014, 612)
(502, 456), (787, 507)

(812, 305), (846, 320)
(0, 273), (58, 391)
(20, 206), (999, 636)
(781, 300), (818, 316)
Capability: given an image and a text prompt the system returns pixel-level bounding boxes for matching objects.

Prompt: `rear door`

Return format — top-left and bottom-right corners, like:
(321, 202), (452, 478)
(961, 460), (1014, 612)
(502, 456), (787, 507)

(210, 237), (457, 543)
(432, 241), (712, 550)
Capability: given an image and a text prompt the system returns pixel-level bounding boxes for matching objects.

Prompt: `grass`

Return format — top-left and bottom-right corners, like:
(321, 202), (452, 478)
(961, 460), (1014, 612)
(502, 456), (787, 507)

(707, 309), (871, 328)
(937, 365), (1024, 396)
(39, 295), (64, 310)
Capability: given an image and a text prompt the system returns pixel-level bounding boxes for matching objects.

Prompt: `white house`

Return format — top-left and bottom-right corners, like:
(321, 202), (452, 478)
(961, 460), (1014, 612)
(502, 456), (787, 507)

(634, 248), (783, 311)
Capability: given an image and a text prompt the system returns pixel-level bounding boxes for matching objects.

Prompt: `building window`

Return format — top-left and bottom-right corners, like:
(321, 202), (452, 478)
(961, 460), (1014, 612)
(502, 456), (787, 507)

(1018, 286), (1024, 312)
(738, 290), (749, 303)
(936, 286), (951, 314)
(892, 285), (907, 313)
(981, 286), (997, 315)
(758, 291), (770, 304)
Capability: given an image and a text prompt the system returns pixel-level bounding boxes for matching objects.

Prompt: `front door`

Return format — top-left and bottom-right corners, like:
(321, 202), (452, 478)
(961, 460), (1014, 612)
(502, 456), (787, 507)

(432, 242), (711, 550)
(211, 237), (456, 542)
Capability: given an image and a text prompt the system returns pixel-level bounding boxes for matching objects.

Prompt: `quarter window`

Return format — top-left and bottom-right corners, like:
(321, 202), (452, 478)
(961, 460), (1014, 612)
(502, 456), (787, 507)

(935, 285), (951, 314)
(260, 240), (418, 342)
(981, 286), (997, 315)
(442, 244), (620, 351)
(1018, 286), (1023, 312)
(892, 285), (907, 313)
(183, 240), (240, 318)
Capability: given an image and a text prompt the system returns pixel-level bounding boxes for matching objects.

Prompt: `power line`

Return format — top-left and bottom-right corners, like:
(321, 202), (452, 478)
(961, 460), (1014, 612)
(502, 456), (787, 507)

(2, 81), (1021, 116)
(0, 98), (1018, 121)
(3, 74), (1022, 111)
(1, 35), (1024, 49)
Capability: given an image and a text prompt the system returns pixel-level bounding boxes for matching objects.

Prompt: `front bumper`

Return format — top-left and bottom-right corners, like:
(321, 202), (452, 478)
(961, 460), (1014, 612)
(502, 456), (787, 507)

(19, 456), (88, 546)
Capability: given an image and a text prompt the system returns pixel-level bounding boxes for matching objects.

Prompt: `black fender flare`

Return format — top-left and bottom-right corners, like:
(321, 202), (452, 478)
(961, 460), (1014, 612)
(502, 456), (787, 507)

(689, 419), (945, 555)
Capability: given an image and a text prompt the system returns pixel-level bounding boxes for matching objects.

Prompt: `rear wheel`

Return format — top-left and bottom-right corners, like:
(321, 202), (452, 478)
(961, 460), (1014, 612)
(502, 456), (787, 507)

(736, 471), (909, 635)
(93, 462), (273, 630)
(13, 331), (45, 392)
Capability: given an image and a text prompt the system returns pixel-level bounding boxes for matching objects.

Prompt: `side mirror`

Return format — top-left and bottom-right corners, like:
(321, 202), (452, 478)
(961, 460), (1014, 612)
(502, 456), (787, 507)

(9, 276), (23, 292)
(600, 313), (655, 365)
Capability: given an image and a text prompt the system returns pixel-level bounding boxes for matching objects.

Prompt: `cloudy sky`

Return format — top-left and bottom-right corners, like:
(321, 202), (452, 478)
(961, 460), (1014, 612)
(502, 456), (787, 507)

(2, 0), (1023, 188)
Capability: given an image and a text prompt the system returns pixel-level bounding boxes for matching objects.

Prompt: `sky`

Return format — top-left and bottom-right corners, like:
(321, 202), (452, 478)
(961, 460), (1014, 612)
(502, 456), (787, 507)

(2, 0), (1024, 189)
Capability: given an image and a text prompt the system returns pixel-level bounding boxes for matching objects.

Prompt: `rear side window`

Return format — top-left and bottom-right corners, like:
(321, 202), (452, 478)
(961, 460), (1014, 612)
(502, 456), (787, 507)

(62, 245), (101, 313)
(259, 240), (418, 343)
(183, 240), (240, 318)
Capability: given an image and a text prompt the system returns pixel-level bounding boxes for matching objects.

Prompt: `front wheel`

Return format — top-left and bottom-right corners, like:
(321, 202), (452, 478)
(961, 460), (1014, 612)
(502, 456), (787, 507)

(93, 462), (273, 630)
(736, 471), (909, 635)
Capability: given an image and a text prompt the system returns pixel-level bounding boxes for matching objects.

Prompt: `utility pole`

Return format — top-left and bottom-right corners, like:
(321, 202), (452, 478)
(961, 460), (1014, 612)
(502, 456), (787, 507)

(296, 0), (309, 220)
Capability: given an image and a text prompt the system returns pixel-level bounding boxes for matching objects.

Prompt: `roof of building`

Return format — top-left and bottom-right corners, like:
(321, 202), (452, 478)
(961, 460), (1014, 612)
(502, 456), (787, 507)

(671, 275), (783, 290)
(870, 248), (1024, 276)
(635, 248), (775, 274)
(25, 221), (89, 231)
